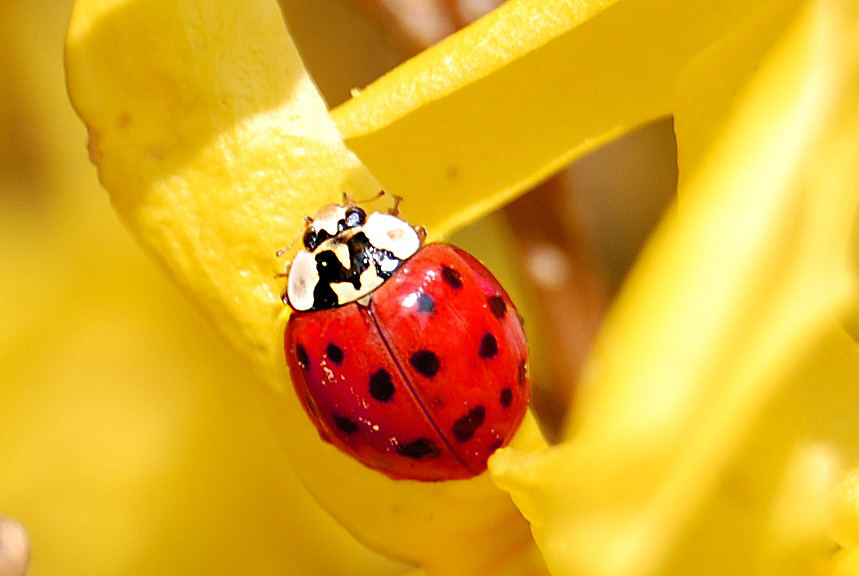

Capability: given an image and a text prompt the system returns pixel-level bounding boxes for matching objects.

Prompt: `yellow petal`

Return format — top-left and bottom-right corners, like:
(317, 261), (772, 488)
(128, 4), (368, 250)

(831, 468), (859, 549)
(822, 548), (859, 576)
(66, 0), (380, 377)
(492, 0), (859, 574)
(332, 0), (757, 237)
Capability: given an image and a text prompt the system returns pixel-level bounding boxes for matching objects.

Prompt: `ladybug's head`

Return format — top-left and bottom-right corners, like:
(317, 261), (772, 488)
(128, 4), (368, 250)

(301, 204), (367, 251)
(284, 201), (423, 312)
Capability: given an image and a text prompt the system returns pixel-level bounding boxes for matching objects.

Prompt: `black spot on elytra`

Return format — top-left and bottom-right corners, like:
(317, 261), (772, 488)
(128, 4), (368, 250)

(518, 360), (528, 388)
(487, 295), (507, 319)
(410, 350), (441, 377)
(479, 333), (498, 359)
(417, 292), (435, 313)
(397, 438), (441, 459)
(333, 414), (358, 435)
(295, 344), (309, 370)
(452, 406), (486, 443)
(500, 387), (513, 409)
(441, 265), (463, 289)
(369, 369), (395, 402)
(326, 343), (344, 365)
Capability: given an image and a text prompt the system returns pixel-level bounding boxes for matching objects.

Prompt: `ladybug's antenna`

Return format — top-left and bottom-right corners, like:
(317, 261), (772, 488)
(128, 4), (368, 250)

(342, 190), (404, 216)
(342, 190), (391, 206)
(275, 215), (313, 258)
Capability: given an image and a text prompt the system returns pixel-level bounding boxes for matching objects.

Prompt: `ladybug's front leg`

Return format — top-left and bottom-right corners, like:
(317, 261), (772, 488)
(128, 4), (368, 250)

(276, 265), (292, 304)
(275, 248), (294, 305)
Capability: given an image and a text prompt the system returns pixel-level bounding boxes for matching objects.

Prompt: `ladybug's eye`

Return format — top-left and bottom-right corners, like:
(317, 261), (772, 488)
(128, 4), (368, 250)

(303, 229), (319, 251)
(344, 206), (366, 229)
(303, 229), (331, 251)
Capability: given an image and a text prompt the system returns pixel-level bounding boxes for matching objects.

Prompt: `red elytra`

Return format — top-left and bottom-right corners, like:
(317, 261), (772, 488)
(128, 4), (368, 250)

(285, 243), (530, 481)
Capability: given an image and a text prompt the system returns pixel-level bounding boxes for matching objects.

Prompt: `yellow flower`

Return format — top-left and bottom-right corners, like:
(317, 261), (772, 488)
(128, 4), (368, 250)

(59, 0), (859, 575)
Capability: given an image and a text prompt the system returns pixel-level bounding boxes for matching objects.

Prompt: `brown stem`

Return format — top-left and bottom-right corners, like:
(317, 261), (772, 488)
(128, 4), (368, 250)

(502, 175), (610, 438)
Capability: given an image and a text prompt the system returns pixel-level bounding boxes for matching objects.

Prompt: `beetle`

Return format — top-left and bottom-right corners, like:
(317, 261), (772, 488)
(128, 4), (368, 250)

(282, 196), (529, 481)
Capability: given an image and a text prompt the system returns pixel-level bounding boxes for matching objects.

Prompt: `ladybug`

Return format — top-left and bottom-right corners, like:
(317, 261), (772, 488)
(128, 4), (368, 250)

(282, 196), (530, 481)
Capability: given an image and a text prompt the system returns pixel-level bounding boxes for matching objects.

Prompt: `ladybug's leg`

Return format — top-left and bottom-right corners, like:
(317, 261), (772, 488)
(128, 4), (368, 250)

(387, 193), (403, 216)
(275, 242), (295, 305)
(275, 260), (293, 304)
(414, 225), (428, 243)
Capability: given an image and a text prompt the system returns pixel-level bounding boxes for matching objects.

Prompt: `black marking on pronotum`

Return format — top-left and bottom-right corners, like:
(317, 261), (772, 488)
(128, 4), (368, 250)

(441, 265), (463, 288)
(479, 333), (498, 359)
(487, 295), (507, 319)
(311, 232), (403, 310)
(410, 350), (441, 377)
(333, 414), (359, 435)
(369, 369), (395, 402)
(452, 406), (486, 443)
(311, 251), (346, 309)
(326, 343), (344, 365)
(396, 438), (441, 459)
(295, 344), (309, 370)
